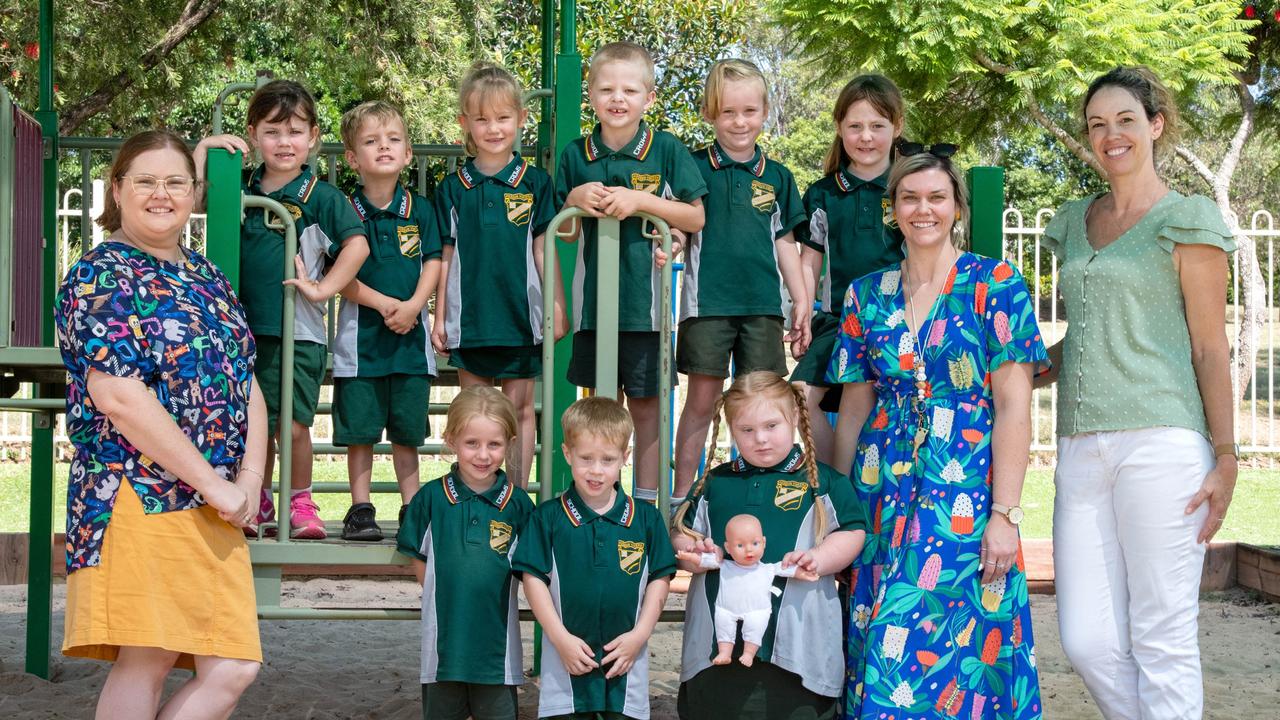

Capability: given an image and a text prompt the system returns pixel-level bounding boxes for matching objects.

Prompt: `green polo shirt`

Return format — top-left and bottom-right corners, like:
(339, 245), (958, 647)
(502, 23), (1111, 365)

(434, 156), (556, 348)
(331, 183), (441, 378)
(555, 121), (707, 332)
(240, 164), (365, 343)
(512, 484), (676, 719)
(795, 168), (904, 314)
(680, 143), (805, 320)
(677, 445), (869, 698)
(396, 467), (534, 685)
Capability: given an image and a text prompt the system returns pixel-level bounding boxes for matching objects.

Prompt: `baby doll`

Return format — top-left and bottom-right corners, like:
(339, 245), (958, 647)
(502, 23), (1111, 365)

(676, 513), (818, 666)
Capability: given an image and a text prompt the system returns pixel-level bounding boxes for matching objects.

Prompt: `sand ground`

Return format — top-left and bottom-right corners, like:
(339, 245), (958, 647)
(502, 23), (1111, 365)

(0, 579), (1277, 719)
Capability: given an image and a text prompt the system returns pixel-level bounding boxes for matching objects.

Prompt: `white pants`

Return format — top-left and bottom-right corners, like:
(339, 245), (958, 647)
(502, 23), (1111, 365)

(715, 606), (771, 645)
(1053, 427), (1212, 720)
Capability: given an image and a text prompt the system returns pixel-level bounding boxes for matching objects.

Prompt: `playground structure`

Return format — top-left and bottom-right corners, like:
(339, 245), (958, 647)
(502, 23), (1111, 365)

(1, 0), (1009, 679)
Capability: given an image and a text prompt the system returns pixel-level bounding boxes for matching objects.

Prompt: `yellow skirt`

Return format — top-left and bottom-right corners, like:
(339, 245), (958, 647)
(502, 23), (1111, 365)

(63, 480), (262, 669)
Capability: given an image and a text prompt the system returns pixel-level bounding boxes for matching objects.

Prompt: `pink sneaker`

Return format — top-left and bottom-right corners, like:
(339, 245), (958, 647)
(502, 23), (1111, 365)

(289, 491), (327, 539)
(244, 487), (277, 538)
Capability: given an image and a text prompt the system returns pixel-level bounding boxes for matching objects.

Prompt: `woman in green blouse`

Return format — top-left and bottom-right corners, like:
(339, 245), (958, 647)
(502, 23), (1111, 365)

(1039, 66), (1237, 719)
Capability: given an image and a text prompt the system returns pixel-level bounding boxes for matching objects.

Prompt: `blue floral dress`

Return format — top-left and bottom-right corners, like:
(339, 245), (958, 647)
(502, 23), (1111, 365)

(826, 253), (1046, 719)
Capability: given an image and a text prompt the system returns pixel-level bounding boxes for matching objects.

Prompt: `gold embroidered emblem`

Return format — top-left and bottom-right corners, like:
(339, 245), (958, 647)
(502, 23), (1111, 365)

(281, 202), (303, 222)
(397, 225), (420, 257)
(489, 520), (513, 553)
(504, 192), (534, 226)
(774, 479), (808, 511)
(751, 180), (776, 213)
(630, 173), (661, 194)
(881, 198), (894, 226)
(618, 540), (645, 575)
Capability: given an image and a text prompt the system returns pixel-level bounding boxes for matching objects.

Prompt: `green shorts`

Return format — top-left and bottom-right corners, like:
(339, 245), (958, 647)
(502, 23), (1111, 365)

(255, 335), (326, 431)
(421, 681), (517, 720)
(677, 660), (836, 720)
(676, 315), (786, 378)
(450, 345), (542, 380)
(567, 331), (675, 399)
(788, 312), (845, 411)
(333, 374), (431, 447)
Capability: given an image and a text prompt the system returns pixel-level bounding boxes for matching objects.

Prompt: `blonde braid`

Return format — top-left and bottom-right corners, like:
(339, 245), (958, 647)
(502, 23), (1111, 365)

(672, 394), (726, 539)
(791, 382), (828, 543)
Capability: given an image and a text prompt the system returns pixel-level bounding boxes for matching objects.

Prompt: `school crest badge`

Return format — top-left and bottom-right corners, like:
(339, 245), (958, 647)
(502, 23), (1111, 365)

(281, 202), (303, 223)
(504, 192), (534, 226)
(881, 197), (894, 226)
(751, 180), (776, 213)
(630, 173), (661, 194)
(489, 520), (513, 554)
(774, 479), (808, 511)
(618, 540), (645, 575)
(397, 225), (421, 257)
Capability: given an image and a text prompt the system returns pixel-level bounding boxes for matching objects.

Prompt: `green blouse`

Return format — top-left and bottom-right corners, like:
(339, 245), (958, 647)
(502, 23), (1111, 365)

(1042, 191), (1235, 438)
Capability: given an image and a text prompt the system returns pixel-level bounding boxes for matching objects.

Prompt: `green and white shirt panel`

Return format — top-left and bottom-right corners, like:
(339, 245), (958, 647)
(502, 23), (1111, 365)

(512, 484), (677, 719)
(554, 122), (708, 332)
(332, 184), (442, 378)
(240, 164), (365, 343)
(395, 467), (534, 685)
(435, 157), (556, 348)
(680, 143), (806, 321)
(677, 445), (869, 698)
(795, 168), (904, 314)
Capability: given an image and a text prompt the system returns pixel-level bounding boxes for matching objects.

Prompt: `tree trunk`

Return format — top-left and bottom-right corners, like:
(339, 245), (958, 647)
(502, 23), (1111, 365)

(58, 0), (226, 135)
(1218, 190), (1266, 407)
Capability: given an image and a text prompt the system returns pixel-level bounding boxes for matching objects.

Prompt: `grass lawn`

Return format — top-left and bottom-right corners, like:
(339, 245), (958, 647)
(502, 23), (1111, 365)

(2, 460), (1277, 544)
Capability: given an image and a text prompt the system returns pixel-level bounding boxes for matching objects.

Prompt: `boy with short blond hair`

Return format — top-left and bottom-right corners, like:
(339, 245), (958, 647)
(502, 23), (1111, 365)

(556, 41), (708, 505)
(333, 100), (442, 540)
(513, 397), (675, 720)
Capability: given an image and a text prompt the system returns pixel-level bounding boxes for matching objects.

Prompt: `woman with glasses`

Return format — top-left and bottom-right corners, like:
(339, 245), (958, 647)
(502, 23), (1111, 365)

(829, 151), (1046, 718)
(54, 129), (264, 717)
(1041, 67), (1236, 719)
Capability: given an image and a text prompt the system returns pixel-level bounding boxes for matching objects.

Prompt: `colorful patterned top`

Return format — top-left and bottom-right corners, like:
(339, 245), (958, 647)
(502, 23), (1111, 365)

(1042, 191), (1235, 437)
(55, 236), (256, 573)
(826, 253), (1047, 719)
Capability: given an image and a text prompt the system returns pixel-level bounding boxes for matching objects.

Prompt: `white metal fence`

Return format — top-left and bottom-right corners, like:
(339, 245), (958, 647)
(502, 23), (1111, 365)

(8, 205), (1279, 455)
(1003, 206), (1280, 452)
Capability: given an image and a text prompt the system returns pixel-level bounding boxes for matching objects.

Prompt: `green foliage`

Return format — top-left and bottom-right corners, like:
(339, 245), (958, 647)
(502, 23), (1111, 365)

(1, 0), (480, 141)
(762, 115), (832, 192)
(773, 0), (1256, 147)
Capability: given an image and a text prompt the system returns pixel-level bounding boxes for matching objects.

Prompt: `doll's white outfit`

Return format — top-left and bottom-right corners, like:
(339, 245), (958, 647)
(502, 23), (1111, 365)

(698, 553), (796, 645)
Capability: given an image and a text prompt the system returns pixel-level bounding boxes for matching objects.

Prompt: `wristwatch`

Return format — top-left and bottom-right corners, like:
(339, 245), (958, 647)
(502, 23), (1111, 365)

(991, 503), (1024, 525)
(1213, 442), (1240, 460)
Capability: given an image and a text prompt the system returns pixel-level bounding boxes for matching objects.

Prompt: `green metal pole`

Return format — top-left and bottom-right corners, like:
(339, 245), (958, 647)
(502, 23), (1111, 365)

(205, 149), (244, 289)
(26, 0), (58, 679)
(967, 166), (1005, 259)
(536, 0), (556, 169)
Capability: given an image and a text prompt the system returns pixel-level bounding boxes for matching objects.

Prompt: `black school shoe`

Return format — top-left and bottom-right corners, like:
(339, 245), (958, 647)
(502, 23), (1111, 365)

(341, 503), (383, 541)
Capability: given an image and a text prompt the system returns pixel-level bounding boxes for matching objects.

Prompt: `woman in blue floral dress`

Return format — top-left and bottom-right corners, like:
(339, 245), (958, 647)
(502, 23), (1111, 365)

(827, 152), (1046, 719)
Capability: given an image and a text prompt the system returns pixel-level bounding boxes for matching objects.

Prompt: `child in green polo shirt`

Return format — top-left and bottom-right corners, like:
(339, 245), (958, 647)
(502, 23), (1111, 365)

(331, 101), (442, 541)
(555, 41), (708, 506)
(670, 371), (867, 720)
(672, 59), (810, 507)
(195, 79), (370, 539)
(397, 386), (535, 720)
(431, 61), (565, 491)
(514, 397), (676, 720)
(791, 75), (907, 465)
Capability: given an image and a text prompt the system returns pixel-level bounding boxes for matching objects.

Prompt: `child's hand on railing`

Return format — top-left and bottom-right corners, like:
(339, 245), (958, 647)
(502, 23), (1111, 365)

(282, 256), (330, 303)
(598, 187), (650, 220)
(565, 182), (608, 218)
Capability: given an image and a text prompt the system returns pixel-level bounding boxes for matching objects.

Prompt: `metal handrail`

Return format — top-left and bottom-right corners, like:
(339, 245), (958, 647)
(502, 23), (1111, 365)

(241, 194), (300, 542)
(539, 207), (674, 517)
